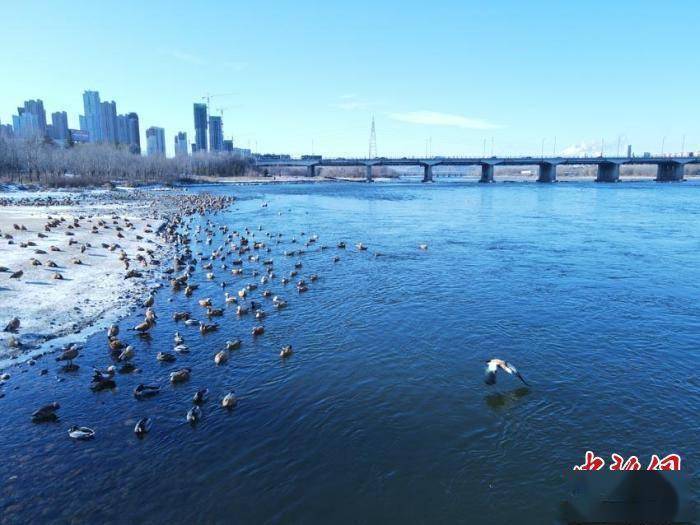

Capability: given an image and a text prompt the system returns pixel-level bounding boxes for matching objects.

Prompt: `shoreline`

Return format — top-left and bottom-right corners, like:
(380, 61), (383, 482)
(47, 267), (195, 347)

(0, 191), (173, 369)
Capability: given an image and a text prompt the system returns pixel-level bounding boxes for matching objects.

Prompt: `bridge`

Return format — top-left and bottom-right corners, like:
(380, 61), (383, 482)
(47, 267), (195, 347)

(254, 156), (698, 183)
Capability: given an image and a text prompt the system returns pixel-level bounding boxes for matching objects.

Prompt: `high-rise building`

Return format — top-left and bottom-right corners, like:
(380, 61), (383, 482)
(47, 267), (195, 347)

(0, 121), (13, 139)
(117, 114), (130, 146)
(79, 115), (88, 133)
(13, 100), (47, 138)
(223, 139), (233, 153)
(626, 144), (632, 158)
(174, 132), (188, 157)
(209, 116), (223, 152)
(51, 111), (69, 141)
(146, 126), (166, 157)
(193, 103), (207, 152)
(82, 90), (102, 143)
(126, 113), (141, 154)
(100, 100), (118, 144)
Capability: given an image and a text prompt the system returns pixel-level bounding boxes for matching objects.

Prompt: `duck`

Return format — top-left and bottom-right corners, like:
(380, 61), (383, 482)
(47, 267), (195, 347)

(143, 295), (154, 307)
(221, 392), (237, 409)
(207, 307), (224, 317)
(193, 388), (209, 404)
(118, 345), (135, 362)
(184, 318), (199, 326)
(68, 426), (95, 440)
(170, 368), (191, 383)
(236, 305), (248, 316)
(224, 292), (237, 304)
(173, 331), (184, 345)
(56, 344), (79, 367)
(186, 405), (202, 425)
(133, 384), (160, 399)
(419, 243), (428, 250)
(199, 322), (218, 334)
(3, 317), (20, 333)
(272, 296), (287, 309)
(214, 350), (229, 365)
(174, 344), (189, 354)
(107, 324), (119, 338)
(356, 243), (367, 251)
(31, 402), (60, 423)
(280, 345), (293, 358)
(226, 339), (241, 351)
(198, 298), (212, 307)
(134, 417), (151, 437)
(133, 320), (153, 333)
(251, 326), (264, 336)
(156, 351), (176, 363)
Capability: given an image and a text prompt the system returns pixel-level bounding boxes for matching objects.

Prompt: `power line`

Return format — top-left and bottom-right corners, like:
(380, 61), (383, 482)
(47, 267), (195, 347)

(368, 116), (377, 158)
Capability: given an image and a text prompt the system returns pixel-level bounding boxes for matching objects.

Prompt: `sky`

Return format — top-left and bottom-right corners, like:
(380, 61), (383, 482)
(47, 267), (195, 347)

(1, 0), (699, 158)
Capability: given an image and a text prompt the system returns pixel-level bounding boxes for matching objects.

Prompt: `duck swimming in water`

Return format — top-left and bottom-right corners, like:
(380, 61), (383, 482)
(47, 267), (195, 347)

(31, 402), (60, 423)
(174, 331), (184, 345)
(192, 388), (209, 404)
(157, 351), (176, 362)
(214, 349), (229, 365)
(170, 368), (191, 383)
(186, 405), (202, 425)
(134, 417), (151, 437)
(68, 426), (95, 440)
(280, 345), (293, 358)
(221, 391), (237, 409)
(133, 384), (160, 399)
(226, 339), (241, 351)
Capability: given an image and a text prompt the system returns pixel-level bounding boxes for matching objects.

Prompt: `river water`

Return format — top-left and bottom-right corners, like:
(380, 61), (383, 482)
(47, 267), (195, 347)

(1, 180), (698, 524)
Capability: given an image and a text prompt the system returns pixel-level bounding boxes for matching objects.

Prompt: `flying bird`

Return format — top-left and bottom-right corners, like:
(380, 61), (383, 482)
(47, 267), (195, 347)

(484, 359), (529, 386)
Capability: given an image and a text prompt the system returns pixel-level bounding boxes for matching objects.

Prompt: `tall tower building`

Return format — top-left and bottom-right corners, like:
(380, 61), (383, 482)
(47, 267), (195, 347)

(146, 126), (166, 157)
(127, 112), (141, 154)
(100, 101), (118, 144)
(51, 111), (69, 141)
(193, 103), (208, 152)
(174, 132), (188, 156)
(82, 90), (102, 143)
(208, 115), (223, 152)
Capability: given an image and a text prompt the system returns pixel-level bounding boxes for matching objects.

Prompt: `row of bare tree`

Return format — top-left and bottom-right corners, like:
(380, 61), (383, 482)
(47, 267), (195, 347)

(0, 137), (253, 187)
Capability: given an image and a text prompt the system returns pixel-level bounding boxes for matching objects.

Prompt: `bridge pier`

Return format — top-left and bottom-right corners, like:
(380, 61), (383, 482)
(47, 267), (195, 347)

(307, 164), (316, 178)
(596, 162), (620, 183)
(365, 164), (373, 182)
(422, 164), (433, 183)
(537, 162), (558, 183)
(656, 162), (685, 182)
(479, 164), (494, 183)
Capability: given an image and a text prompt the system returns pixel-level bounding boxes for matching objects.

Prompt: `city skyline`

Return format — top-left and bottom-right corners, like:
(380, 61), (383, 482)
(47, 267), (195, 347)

(1, 1), (699, 157)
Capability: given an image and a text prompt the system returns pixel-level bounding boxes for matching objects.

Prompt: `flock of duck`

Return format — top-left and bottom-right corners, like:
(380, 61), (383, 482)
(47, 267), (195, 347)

(6, 191), (529, 442)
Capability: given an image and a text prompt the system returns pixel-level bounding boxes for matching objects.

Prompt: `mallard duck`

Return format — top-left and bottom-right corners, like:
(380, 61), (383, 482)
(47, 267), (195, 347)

(193, 388), (209, 404)
(31, 402), (60, 423)
(68, 426), (95, 440)
(170, 368), (191, 383)
(221, 392), (237, 409)
(133, 384), (160, 399)
(214, 350), (229, 365)
(134, 417), (151, 437)
(156, 351), (176, 362)
(186, 405), (202, 425)
(199, 322), (218, 334)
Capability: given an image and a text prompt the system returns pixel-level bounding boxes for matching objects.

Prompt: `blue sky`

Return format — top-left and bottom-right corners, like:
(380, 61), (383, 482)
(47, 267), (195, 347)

(1, 0), (698, 157)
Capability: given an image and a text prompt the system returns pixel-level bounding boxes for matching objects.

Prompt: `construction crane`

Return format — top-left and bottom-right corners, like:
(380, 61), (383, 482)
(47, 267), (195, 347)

(201, 92), (235, 112)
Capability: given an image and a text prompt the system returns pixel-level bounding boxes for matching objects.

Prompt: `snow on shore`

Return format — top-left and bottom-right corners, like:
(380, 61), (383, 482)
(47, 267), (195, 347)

(0, 196), (167, 368)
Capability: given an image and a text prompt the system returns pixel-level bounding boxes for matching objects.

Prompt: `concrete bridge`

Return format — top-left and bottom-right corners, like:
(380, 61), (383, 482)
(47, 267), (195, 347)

(254, 156), (698, 183)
